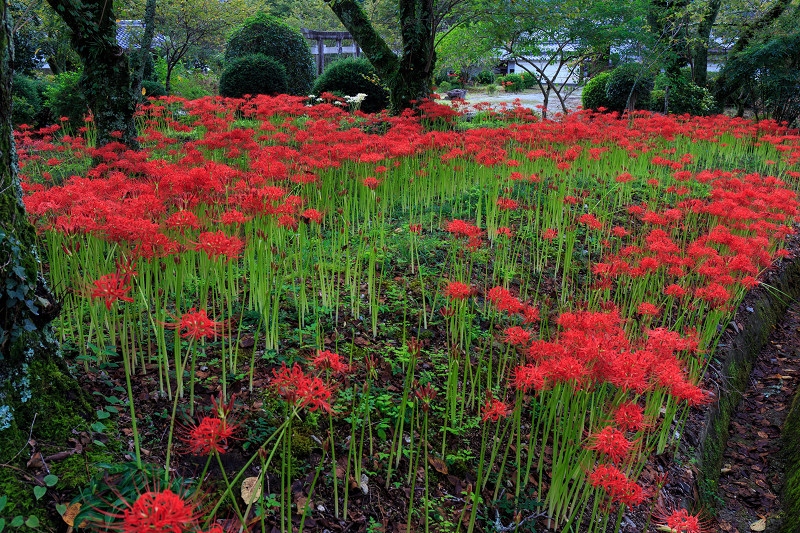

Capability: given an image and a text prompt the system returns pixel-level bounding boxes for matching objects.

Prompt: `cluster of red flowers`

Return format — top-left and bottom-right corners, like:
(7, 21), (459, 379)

(271, 362), (339, 413)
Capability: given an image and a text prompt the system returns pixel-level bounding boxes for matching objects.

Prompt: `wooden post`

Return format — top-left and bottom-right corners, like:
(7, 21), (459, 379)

(317, 37), (324, 76)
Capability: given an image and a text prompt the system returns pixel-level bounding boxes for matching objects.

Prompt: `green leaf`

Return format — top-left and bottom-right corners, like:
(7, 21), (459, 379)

(24, 516), (39, 529)
(96, 410), (110, 420)
(0, 517), (5, 532)
(33, 486), (46, 500)
(0, 495), (6, 513)
(43, 474), (58, 487)
(91, 421), (106, 433)
(55, 504), (67, 516)
(106, 395), (121, 404)
(9, 517), (22, 528)
(105, 405), (119, 413)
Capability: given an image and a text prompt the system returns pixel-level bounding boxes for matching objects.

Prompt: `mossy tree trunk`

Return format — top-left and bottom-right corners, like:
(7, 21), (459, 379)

(1, 0), (90, 483)
(326, 0), (436, 114)
(692, 0), (721, 87)
(46, 0), (138, 148)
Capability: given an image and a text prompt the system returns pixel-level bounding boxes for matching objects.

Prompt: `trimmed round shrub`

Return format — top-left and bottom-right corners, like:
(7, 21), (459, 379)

(225, 13), (314, 96)
(219, 54), (289, 99)
(581, 72), (611, 111)
(436, 81), (453, 93)
(312, 58), (389, 113)
(605, 63), (654, 112)
(521, 71), (536, 89)
(656, 75), (716, 116)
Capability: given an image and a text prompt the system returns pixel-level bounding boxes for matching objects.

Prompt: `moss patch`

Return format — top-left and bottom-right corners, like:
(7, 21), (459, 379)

(781, 387), (800, 533)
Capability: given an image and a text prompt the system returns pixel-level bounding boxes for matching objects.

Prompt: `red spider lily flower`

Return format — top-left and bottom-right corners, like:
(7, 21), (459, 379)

(362, 176), (381, 190)
(612, 401), (652, 433)
(495, 226), (512, 237)
(482, 398), (511, 422)
(445, 219), (481, 238)
(95, 483), (205, 533)
(440, 307), (455, 317)
(443, 281), (472, 301)
(312, 349), (350, 373)
(585, 425), (637, 463)
(83, 273), (134, 310)
(415, 383), (437, 412)
(161, 308), (226, 340)
(191, 231), (243, 263)
(637, 302), (660, 317)
(409, 223), (422, 234)
(512, 365), (546, 393)
(301, 208), (324, 224)
(407, 337), (423, 356)
(272, 363), (336, 413)
(542, 228), (558, 240)
(663, 284), (687, 298)
(520, 305), (539, 324)
(578, 213), (604, 230)
(487, 286), (523, 314)
(502, 326), (532, 346)
(182, 416), (239, 455)
(496, 197), (518, 210)
(164, 210), (201, 232)
(218, 209), (251, 226)
(652, 505), (707, 533)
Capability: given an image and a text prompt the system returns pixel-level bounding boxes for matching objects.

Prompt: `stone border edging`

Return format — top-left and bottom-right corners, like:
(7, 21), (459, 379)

(684, 254), (800, 521)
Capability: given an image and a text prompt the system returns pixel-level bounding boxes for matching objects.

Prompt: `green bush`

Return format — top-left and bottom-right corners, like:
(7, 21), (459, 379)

(502, 73), (524, 92)
(495, 75), (505, 86)
(581, 72), (611, 111)
(141, 80), (167, 101)
(312, 58), (389, 114)
(11, 74), (41, 126)
(437, 81), (453, 93)
(605, 63), (654, 112)
(225, 13), (314, 96)
(477, 70), (495, 84)
(521, 71), (536, 89)
(659, 75), (716, 116)
(219, 54), (289, 99)
(649, 89), (666, 112)
(43, 70), (88, 126)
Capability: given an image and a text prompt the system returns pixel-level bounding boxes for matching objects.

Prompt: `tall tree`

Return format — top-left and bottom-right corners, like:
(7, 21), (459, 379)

(1, 0), (89, 516)
(46, 0), (137, 147)
(324, 0), (438, 113)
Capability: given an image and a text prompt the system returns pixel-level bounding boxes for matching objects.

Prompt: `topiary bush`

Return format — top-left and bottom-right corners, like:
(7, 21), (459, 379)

(657, 75), (716, 116)
(311, 58), (389, 114)
(219, 54), (289, 99)
(436, 81), (453, 93)
(581, 71), (611, 111)
(225, 13), (314, 96)
(605, 63), (654, 112)
(521, 71), (536, 89)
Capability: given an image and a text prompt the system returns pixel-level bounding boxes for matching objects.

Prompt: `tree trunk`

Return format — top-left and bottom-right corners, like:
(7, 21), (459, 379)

(46, 0), (138, 148)
(1, 1), (91, 512)
(327, 0), (436, 114)
(132, 0), (158, 98)
(693, 0), (722, 87)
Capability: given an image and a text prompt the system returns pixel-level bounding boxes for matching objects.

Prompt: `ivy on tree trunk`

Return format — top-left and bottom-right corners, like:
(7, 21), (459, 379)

(46, 0), (138, 148)
(1, 0), (90, 501)
(326, 0), (436, 114)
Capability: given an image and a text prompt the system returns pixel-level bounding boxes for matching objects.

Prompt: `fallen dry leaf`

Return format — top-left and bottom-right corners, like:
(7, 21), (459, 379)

(240, 476), (262, 504)
(750, 518), (766, 531)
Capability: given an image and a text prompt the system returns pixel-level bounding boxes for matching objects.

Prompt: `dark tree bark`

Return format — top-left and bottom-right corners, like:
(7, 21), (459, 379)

(46, 0), (138, 148)
(326, 0), (436, 113)
(693, 0), (722, 87)
(1, 0), (90, 482)
(132, 0), (158, 98)
(647, 0), (690, 77)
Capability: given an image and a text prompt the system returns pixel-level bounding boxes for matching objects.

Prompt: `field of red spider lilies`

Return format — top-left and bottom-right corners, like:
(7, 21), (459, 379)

(15, 94), (800, 533)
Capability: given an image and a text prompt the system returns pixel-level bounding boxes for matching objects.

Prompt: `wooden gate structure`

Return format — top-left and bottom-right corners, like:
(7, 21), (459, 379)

(301, 29), (361, 76)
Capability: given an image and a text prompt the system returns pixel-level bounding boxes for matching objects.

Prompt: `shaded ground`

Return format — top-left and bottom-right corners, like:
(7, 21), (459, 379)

(715, 298), (800, 531)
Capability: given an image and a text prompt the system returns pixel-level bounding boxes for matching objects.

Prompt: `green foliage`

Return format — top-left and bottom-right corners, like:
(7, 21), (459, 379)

(605, 63), (654, 112)
(219, 54), (289, 98)
(141, 80), (167, 101)
(501, 73), (524, 92)
(11, 74), (43, 126)
(663, 77), (716, 116)
(476, 70), (495, 84)
(521, 71), (536, 89)
(43, 71), (88, 126)
(311, 57), (389, 114)
(225, 13), (314, 96)
(649, 89), (666, 112)
(437, 81), (453, 93)
(581, 71), (611, 110)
